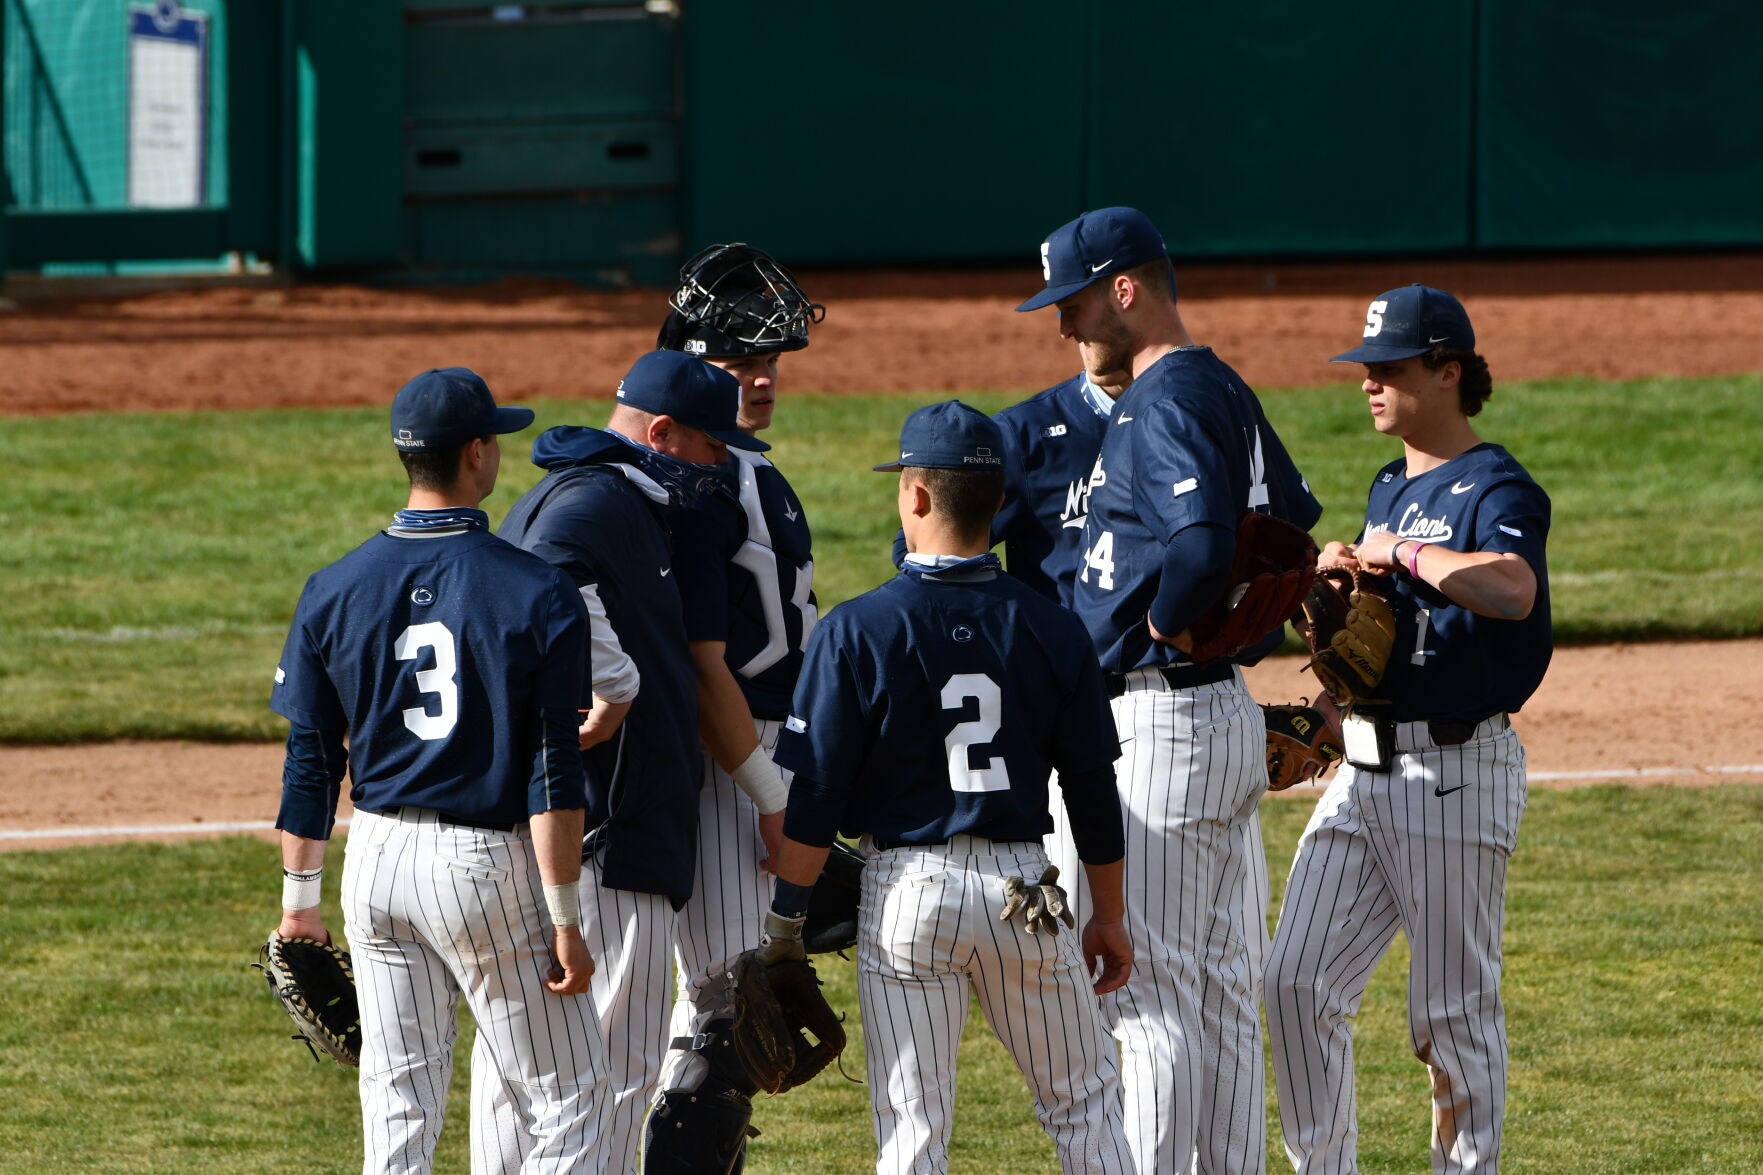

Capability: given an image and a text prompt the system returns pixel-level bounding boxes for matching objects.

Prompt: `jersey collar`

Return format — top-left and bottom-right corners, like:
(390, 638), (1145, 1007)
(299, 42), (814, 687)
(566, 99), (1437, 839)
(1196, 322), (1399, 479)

(1077, 374), (1117, 419)
(903, 552), (1002, 581)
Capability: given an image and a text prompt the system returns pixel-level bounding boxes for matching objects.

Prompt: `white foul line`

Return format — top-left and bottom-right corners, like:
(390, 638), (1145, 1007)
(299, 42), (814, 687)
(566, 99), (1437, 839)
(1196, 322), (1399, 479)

(1527, 765), (1763, 782)
(0, 818), (352, 842)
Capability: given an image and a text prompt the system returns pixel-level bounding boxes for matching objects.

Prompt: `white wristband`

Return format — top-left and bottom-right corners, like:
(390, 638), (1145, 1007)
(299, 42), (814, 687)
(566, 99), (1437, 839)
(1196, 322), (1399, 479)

(544, 882), (582, 928)
(731, 745), (789, 815)
(282, 867), (323, 911)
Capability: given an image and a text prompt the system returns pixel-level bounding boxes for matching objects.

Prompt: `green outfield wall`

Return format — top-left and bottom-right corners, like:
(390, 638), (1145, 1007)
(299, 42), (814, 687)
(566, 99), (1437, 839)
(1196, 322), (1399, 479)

(4, 0), (1759, 277)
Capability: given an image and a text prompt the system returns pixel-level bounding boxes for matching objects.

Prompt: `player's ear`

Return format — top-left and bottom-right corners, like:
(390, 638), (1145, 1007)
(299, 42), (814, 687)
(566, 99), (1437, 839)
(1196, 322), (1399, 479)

(646, 414), (675, 449)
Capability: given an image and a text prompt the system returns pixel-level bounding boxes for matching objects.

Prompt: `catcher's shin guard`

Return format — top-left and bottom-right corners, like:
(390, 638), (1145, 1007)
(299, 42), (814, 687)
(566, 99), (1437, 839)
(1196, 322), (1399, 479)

(642, 1018), (760, 1175)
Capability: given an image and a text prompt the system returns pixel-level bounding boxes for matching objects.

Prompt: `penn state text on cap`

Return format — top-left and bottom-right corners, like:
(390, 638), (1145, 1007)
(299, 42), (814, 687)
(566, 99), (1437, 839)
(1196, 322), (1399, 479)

(1331, 284), (1476, 364)
(613, 349), (771, 452)
(1016, 206), (1172, 313)
(391, 367), (534, 450)
(873, 399), (1007, 472)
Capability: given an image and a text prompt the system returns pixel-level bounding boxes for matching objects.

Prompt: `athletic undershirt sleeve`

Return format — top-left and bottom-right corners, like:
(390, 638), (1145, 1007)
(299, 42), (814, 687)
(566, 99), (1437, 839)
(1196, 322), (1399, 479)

(528, 577), (590, 815)
(580, 584), (640, 704)
(1055, 763), (1125, 864)
(275, 722), (348, 841)
(1146, 521), (1236, 640)
(779, 772), (842, 849)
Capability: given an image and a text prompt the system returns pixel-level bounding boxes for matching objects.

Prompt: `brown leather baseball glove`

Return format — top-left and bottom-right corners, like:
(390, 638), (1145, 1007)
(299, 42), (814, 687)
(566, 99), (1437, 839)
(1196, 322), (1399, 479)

(1261, 702), (1344, 790)
(1297, 567), (1398, 704)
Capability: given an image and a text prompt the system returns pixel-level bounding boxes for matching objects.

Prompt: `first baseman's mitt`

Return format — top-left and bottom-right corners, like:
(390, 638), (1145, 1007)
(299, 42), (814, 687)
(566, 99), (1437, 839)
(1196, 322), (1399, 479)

(1297, 568), (1398, 704)
(1261, 702), (1344, 791)
(801, 839), (864, 955)
(726, 950), (847, 1096)
(1183, 512), (1319, 663)
(254, 933), (361, 1067)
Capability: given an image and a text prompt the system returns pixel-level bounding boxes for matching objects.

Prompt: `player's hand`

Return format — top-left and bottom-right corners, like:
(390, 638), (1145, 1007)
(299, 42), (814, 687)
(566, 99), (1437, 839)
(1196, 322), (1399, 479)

(757, 909), (807, 965)
(546, 926), (595, 994)
(277, 907), (330, 945)
(578, 698), (632, 750)
(1317, 540), (1361, 571)
(756, 810), (785, 874)
(1081, 917), (1133, 995)
(1144, 611), (1195, 652)
(1347, 533), (1406, 571)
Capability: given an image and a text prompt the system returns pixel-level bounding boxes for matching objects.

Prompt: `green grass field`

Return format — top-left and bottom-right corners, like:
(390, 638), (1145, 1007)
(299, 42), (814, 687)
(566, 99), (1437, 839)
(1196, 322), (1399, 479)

(2, 374), (1760, 741)
(2, 786), (1759, 1174)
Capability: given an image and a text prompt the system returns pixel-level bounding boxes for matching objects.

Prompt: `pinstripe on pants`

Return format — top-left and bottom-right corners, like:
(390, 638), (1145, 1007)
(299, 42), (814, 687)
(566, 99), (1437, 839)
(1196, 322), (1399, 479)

(860, 837), (1133, 1175)
(342, 807), (610, 1175)
(660, 716), (783, 1089)
(470, 857), (676, 1175)
(1099, 669), (1268, 1175)
(1265, 719), (1526, 1175)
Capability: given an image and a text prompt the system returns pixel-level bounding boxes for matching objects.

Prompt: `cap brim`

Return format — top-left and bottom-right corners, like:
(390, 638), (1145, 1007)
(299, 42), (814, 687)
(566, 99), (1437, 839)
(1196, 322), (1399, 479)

(1330, 342), (1432, 364)
(871, 461), (904, 472)
(712, 429), (770, 453)
(1015, 275), (1100, 313)
(491, 406), (536, 434)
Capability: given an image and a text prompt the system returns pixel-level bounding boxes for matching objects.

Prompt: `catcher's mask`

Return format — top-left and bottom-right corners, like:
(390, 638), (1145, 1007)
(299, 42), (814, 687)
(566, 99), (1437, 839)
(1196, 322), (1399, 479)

(658, 243), (824, 357)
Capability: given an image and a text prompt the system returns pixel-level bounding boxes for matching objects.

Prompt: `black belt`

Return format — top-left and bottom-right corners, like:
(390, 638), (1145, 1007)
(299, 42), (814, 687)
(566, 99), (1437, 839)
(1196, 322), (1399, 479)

(1425, 714), (1510, 746)
(871, 836), (1037, 852)
(390, 806), (519, 833)
(1106, 661), (1235, 699)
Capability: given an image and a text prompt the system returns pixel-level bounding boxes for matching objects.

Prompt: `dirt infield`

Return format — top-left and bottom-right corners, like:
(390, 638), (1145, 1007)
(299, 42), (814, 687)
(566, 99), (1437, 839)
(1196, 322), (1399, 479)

(2, 252), (1759, 848)
(4, 252), (1763, 416)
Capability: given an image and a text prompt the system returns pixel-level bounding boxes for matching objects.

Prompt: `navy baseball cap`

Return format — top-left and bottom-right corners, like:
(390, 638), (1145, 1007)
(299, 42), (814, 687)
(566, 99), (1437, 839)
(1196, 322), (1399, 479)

(1331, 284), (1476, 363)
(614, 349), (770, 452)
(873, 400), (1006, 472)
(1016, 206), (1172, 312)
(391, 367), (533, 450)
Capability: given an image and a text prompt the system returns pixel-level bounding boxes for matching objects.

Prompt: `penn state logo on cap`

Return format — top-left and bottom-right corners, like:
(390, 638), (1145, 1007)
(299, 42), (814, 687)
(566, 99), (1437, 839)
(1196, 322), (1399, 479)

(873, 400), (1007, 473)
(1330, 284), (1475, 363)
(1016, 207), (1173, 312)
(612, 350), (770, 453)
(390, 368), (533, 450)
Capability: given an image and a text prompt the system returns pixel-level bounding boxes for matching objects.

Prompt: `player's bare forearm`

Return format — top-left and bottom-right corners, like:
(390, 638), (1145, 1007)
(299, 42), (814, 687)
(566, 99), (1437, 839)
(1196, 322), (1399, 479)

(277, 831), (330, 941)
(1079, 857), (1132, 994)
(529, 807), (586, 889)
(773, 835), (832, 890)
(578, 696), (631, 749)
(1355, 533), (1538, 619)
(690, 640), (762, 771)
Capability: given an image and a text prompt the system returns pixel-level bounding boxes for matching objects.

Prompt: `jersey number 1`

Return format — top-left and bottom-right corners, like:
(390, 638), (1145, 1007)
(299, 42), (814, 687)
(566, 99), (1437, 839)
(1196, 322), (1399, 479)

(940, 673), (1010, 793)
(395, 621), (458, 741)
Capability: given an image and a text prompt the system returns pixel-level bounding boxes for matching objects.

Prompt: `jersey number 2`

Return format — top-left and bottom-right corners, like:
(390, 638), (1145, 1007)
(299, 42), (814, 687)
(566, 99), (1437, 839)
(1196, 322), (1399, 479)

(395, 621), (458, 741)
(940, 673), (1010, 793)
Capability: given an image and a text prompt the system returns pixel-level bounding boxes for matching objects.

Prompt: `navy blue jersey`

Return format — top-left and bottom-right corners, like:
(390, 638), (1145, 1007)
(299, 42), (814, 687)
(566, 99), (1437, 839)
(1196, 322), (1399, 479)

(271, 528), (588, 833)
(1074, 347), (1320, 674)
(1360, 443), (1552, 721)
(672, 449), (816, 719)
(992, 374), (1114, 606)
(498, 426), (703, 903)
(772, 555), (1123, 858)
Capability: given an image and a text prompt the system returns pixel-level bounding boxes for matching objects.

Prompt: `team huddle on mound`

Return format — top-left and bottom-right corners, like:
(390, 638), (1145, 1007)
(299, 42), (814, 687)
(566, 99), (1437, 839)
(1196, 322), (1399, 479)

(264, 207), (1552, 1175)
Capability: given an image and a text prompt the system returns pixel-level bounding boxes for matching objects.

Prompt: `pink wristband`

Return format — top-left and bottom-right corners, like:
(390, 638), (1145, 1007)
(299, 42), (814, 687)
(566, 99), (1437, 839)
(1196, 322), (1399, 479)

(1406, 539), (1428, 578)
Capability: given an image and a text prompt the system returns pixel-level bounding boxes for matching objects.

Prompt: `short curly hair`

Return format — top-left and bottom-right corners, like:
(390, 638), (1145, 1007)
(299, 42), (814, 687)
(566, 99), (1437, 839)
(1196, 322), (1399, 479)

(1422, 348), (1492, 417)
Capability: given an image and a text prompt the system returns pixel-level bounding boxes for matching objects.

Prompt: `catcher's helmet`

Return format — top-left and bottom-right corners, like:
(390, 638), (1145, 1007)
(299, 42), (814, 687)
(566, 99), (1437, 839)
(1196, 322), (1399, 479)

(657, 243), (824, 357)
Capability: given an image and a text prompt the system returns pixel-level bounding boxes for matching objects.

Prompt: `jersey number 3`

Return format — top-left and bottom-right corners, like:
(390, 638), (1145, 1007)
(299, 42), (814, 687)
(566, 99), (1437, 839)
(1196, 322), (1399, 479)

(395, 621), (458, 741)
(940, 673), (1010, 793)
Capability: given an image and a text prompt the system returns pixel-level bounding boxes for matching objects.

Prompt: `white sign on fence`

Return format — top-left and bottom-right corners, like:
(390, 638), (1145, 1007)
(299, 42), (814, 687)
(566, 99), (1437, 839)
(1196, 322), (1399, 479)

(127, 0), (210, 208)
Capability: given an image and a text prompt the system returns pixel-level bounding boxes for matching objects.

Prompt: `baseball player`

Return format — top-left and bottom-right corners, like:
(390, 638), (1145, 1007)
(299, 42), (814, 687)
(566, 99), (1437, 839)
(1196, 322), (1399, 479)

(652, 244), (824, 1095)
(483, 349), (767, 1173)
(1265, 285), (1551, 1175)
(759, 400), (1135, 1175)
(270, 368), (607, 1173)
(982, 341), (1280, 1018)
(1018, 207), (1322, 1175)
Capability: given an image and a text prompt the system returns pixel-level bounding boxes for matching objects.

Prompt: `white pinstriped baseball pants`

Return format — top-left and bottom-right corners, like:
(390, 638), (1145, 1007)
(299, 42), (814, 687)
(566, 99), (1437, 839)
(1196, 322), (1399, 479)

(341, 807), (610, 1175)
(1049, 773), (1272, 1175)
(660, 716), (783, 1088)
(1091, 669), (1270, 1175)
(471, 856), (676, 1175)
(859, 837), (1133, 1175)
(1265, 717), (1525, 1175)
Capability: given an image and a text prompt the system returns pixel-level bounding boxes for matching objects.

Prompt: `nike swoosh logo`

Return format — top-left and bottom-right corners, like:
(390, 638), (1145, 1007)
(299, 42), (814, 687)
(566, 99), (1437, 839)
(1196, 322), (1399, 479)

(1090, 261), (1110, 273)
(1434, 781), (1471, 797)
(1062, 516), (1087, 529)
(1451, 481), (1475, 494)
(1116, 414), (1133, 423)
(1429, 335), (1450, 344)
(659, 567), (671, 577)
